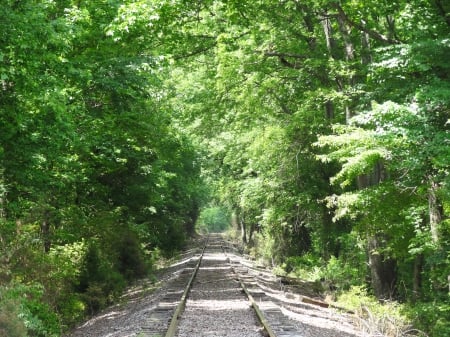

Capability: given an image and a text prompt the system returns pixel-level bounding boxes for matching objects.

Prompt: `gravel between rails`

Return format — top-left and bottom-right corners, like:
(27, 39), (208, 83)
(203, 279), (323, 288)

(174, 239), (264, 337)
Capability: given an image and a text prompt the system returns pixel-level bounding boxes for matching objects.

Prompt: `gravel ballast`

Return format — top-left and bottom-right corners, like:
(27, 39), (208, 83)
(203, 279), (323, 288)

(174, 246), (264, 337)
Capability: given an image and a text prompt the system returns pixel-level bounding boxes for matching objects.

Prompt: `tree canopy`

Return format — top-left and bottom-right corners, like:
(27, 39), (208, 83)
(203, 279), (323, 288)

(1, 0), (449, 336)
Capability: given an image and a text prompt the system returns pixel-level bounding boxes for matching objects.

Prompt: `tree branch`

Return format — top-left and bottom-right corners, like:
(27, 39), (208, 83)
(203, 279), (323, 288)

(263, 51), (307, 59)
(331, 3), (401, 44)
(263, 51), (306, 69)
(173, 43), (217, 60)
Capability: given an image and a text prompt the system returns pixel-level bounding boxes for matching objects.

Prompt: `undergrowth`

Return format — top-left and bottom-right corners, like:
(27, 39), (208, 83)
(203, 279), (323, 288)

(262, 251), (433, 337)
(336, 286), (425, 337)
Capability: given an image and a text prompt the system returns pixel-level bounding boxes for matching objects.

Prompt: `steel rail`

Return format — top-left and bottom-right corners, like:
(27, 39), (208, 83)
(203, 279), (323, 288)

(163, 236), (277, 337)
(238, 278), (277, 337)
(221, 243), (278, 337)
(164, 236), (209, 337)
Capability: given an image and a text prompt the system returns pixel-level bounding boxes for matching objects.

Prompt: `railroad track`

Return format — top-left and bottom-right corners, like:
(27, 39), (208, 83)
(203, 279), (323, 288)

(139, 234), (356, 337)
(68, 234), (360, 337)
(164, 234), (268, 337)
(135, 234), (272, 337)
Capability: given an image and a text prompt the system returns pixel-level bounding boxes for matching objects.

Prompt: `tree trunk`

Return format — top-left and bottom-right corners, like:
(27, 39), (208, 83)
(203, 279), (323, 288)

(367, 235), (397, 299)
(385, 15), (396, 41)
(232, 211), (247, 244)
(0, 170), (5, 221)
(297, 3), (317, 50)
(240, 218), (247, 244)
(325, 100), (334, 120)
(360, 29), (372, 77)
(231, 211), (239, 231)
(321, 205), (340, 259)
(359, 162), (397, 300)
(412, 253), (423, 301)
(248, 223), (257, 244)
(336, 11), (355, 122)
(428, 180), (443, 244)
(337, 12), (355, 62)
(0, 196), (4, 220)
(41, 210), (51, 253)
(321, 12), (339, 59)
(185, 200), (199, 236)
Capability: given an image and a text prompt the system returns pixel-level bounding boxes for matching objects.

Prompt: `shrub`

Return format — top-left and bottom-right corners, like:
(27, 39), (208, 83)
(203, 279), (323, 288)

(77, 241), (127, 314)
(319, 256), (363, 292)
(81, 283), (107, 315)
(116, 231), (148, 281)
(46, 242), (86, 329)
(405, 301), (450, 337)
(282, 254), (321, 280)
(158, 220), (187, 256)
(0, 283), (59, 337)
(337, 286), (421, 337)
(0, 299), (27, 337)
(55, 293), (85, 330)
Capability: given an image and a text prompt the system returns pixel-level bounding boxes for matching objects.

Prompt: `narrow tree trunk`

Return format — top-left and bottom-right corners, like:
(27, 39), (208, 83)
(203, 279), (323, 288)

(41, 211), (51, 253)
(321, 205), (336, 259)
(248, 223), (257, 244)
(298, 4), (317, 50)
(337, 13), (355, 62)
(232, 211), (247, 244)
(321, 13), (338, 59)
(321, 11), (339, 122)
(325, 100), (334, 120)
(0, 170), (5, 221)
(336, 12), (355, 122)
(385, 15), (396, 41)
(231, 211), (238, 230)
(240, 219), (247, 244)
(185, 200), (199, 236)
(0, 196), (4, 220)
(361, 30), (372, 66)
(428, 180), (442, 244)
(412, 253), (423, 301)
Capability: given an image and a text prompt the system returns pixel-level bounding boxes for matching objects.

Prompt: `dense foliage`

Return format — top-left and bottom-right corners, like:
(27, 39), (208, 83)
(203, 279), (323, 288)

(0, 0), (449, 336)
(0, 1), (204, 334)
(162, 0), (450, 335)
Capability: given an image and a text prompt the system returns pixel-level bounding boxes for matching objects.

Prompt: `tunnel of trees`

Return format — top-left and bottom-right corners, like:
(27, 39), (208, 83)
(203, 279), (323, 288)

(0, 1), (449, 336)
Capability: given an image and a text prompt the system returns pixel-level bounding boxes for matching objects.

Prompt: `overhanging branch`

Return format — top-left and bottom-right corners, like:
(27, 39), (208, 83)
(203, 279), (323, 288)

(331, 3), (401, 44)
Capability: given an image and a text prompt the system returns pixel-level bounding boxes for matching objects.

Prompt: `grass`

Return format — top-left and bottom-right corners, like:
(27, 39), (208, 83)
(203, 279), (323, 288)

(336, 286), (427, 337)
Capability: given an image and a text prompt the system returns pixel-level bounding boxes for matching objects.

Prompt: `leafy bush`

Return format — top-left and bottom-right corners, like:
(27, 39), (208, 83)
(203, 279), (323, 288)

(0, 283), (59, 337)
(278, 253), (363, 292)
(32, 241), (86, 329)
(253, 232), (278, 266)
(319, 256), (364, 292)
(78, 242), (127, 314)
(81, 283), (107, 315)
(116, 231), (148, 281)
(337, 286), (420, 337)
(0, 299), (27, 337)
(55, 293), (85, 329)
(281, 254), (321, 280)
(406, 301), (450, 337)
